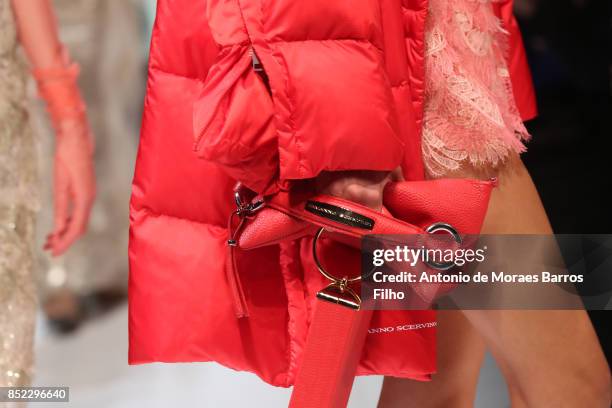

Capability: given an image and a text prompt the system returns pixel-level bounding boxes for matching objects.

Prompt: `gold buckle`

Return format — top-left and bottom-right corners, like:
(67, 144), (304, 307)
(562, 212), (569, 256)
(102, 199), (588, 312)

(312, 228), (362, 310)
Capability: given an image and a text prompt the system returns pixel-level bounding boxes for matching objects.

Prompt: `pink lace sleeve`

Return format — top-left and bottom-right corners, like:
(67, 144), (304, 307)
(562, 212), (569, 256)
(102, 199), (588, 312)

(422, 0), (530, 177)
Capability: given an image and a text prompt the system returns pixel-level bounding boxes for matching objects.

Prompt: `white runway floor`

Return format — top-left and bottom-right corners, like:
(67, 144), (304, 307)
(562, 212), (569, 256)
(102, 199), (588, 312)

(31, 304), (508, 407)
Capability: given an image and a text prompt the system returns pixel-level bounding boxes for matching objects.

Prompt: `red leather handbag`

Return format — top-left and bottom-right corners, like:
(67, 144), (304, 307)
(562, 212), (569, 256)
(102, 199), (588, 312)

(227, 177), (496, 407)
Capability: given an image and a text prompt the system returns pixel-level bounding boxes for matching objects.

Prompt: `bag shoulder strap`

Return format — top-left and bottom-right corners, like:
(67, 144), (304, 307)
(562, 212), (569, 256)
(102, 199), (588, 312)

(289, 301), (374, 408)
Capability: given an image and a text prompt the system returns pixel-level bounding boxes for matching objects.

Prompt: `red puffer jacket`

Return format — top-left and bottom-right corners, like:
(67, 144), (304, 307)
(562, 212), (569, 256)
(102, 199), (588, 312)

(129, 0), (536, 386)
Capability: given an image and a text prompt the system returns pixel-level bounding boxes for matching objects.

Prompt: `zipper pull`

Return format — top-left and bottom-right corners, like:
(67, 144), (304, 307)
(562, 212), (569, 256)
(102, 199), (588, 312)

(249, 46), (272, 95)
(250, 47), (264, 72)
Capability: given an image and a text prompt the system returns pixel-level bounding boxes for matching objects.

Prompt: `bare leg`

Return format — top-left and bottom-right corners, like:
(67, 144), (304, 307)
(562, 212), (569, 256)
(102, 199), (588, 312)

(379, 155), (611, 407)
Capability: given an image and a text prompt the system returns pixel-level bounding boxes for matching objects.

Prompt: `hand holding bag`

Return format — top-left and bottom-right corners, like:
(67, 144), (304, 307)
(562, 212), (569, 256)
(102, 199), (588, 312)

(226, 177), (496, 407)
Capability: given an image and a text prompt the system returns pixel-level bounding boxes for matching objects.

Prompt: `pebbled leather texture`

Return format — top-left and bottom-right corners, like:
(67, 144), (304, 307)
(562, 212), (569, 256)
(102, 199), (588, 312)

(383, 177), (497, 234)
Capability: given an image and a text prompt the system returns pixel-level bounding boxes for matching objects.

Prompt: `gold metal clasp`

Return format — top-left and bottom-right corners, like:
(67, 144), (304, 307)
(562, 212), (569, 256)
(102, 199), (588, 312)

(312, 228), (362, 310)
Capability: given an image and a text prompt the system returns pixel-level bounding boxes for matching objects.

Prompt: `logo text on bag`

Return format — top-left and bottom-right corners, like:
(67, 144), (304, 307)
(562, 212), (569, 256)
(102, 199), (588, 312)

(305, 201), (375, 230)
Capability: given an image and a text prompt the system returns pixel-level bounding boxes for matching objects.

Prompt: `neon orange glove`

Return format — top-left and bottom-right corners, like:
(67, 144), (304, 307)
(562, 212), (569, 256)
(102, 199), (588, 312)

(35, 54), (96, 256)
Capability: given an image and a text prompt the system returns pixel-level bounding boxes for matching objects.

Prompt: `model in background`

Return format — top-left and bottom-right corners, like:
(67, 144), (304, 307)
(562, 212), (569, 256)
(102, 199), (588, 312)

(1, 0), (95, 387)
(32, 0), (145, 331)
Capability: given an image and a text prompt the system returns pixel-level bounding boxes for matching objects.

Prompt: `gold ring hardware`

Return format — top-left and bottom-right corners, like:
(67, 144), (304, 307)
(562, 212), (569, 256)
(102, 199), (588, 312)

(313, 228), (362, 310)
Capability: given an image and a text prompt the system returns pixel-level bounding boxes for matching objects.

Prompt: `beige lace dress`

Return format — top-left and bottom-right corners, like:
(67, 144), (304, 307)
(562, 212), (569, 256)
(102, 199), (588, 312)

(0, 0), (38, 388)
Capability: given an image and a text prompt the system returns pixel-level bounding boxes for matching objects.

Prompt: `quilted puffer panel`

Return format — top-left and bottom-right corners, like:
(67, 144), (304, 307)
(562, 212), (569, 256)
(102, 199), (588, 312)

(132, 70), (236, 227)
(129, 213), (292, 386)
(393, 83), (425, 180)
(261, 0), (384, 50)
(401, 0), (428, 130)
(149, 0), (219, 79)
(197, 0), (412, 184)
(270, 40), (404, 179)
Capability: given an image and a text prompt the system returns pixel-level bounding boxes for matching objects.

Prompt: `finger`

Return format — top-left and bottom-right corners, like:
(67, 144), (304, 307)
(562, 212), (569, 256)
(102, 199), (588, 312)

(343, 183), (383, 210)
(51, 190), (93, 256)
(50, 140), (96, 255)
(46, 161), (69, 252)
(52, 160), (70, 234)
(390, 166), (405, 182)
